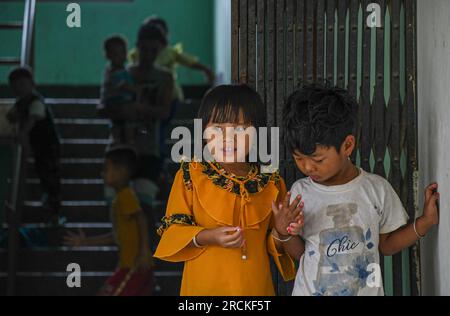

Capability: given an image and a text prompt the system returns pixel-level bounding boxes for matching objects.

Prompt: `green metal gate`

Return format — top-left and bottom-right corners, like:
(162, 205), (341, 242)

(231, 0), (419, 296)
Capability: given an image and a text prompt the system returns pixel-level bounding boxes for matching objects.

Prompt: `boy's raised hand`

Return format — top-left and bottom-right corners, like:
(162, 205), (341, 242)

(423, 183), (440, 226)
(272, 192), (304, 237)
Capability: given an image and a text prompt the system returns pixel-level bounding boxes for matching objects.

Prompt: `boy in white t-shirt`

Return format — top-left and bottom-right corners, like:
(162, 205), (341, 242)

(271, 83), (440, 296)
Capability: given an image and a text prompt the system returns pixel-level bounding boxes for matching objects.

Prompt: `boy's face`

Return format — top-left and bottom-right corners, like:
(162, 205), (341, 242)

(137, 39), (163, 66)
(106, 44), (127, 67)
(292, 135), (356, 185)
(10, 77), (34, 98)
(103, 159), (129, 188)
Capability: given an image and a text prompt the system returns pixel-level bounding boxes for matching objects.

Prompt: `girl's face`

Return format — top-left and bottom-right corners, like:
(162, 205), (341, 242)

(205, 111), (256, 164)
(137, 39), (163, 66)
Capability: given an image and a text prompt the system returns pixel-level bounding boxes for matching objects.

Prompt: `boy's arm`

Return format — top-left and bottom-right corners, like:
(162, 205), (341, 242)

(132, 210), (151, 270)
(272, 229), (305, 261)
(63, 229), (114, 247)
(16, 116), (38, 145)
(379, 183), (439, 256)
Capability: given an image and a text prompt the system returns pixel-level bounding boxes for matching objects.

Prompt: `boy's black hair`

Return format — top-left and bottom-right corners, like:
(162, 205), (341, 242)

(8, 66), (33, 83)
(137, 23), (167, 46)
(283, 82), (358, 156)
(198, 84), (266, 129)
(143, 15), (168, 34)
(103, 34), (127, 52)
(105, 146), (138, 178)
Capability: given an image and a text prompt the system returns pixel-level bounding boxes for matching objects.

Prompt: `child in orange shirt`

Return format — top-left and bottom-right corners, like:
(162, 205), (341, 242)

(64, 146), (153, 296)
(154, 85), (297, 296)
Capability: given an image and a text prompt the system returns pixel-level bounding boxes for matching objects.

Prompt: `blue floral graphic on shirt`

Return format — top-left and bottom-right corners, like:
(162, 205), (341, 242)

(312, 203), (375, 296)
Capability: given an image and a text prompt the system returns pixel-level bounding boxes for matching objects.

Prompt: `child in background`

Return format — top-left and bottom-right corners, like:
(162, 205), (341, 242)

(154, 85), (296, 296)
(6, 67), (61, 221)
(276, 83), (440, 296)
(129, 16), (214, 157)
(64, 146), (153, 296)
(101, 35), (137, 145)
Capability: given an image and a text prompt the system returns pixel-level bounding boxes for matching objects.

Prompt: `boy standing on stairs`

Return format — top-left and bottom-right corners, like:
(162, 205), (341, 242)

(64, 146), (154, 296)
(6, 66), (62, 222)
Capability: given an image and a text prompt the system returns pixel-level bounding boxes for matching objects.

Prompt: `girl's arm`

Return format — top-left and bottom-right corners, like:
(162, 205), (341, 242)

(189, 62), (215, 85)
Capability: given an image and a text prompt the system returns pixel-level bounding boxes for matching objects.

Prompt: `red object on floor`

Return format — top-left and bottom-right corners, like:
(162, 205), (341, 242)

(98, 267), (154, 296)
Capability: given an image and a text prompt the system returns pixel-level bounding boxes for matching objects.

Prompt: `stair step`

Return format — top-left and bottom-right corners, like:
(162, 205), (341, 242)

(48, 99), (100, 119)
(2, 222), (113, 247)
(55, 118), (110, 139)
(25, 178), (104, 201)
(27, 158), (103, 179)
(22, 200), (109, 223)
(0, 248), (183, 272)
(61, 139), (108, 159)
(0, 272), (181, 296)
(0, 22), (23, 29)
(0, 247), (118, 272)
(0, 57), (20, 65)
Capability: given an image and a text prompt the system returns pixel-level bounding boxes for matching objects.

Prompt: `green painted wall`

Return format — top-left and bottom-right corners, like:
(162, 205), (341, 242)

(0, 0), (214, 86)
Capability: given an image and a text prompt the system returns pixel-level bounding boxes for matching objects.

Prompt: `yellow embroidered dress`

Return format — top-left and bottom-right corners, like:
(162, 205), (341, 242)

(154, 161), (296, 296)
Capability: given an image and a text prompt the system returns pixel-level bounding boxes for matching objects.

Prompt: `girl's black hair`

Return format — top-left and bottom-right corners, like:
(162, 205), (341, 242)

(283, 82), (358, 156)
(137, 23), (167, 46)
(197, 84), (266, 129)
(143, 16), (169, 34)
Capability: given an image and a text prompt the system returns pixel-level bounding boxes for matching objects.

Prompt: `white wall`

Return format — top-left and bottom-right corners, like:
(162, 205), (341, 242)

(214, 0), (232, 84)
(417, 0), (450, 296)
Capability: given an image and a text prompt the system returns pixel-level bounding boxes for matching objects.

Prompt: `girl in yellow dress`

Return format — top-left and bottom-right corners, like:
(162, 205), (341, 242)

(154, 85), (296, 296)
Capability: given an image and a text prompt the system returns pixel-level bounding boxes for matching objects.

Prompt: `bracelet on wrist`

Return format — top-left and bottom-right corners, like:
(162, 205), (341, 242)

(272, 229), (293, 243)
(414, 217), (426, 239)
(192, 235), (206, 248)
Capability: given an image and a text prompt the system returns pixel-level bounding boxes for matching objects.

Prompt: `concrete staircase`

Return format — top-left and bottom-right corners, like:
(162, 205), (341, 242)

(0, 96), (201, 296)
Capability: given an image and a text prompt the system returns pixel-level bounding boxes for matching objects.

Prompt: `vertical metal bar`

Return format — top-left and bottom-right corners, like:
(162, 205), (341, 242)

(295, 0), (305, 85)
(336, 0), (347, 88)
(266, 0), (276, 128)
(257, 0), (266, 99)
(373, 0), (386, 179)
(404, 0), (420, 297)
(388, 0), (404, 297)
(360, 0), (372, 174)
(275, 0), (287, 295)
(248, 0), (257, 89)
(316, 0), (326, 83)
(285, 0), (296, 190)
(276, 0), (285, 155)
(305, 0), (314, 83)
(231, 0), (240, 84)
(239, 0), (249, 83)
(348, 0), (360, 163)
(20, 0), (36, 67)
(326, 0), (336, 84)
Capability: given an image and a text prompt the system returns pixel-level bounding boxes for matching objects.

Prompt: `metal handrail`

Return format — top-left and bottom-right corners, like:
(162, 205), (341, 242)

(20, 0), (36, 67)
(6, 0), (36, 296)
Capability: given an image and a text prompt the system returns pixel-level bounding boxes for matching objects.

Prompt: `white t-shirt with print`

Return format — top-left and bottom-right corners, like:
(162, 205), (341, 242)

(290, 168), (409, 296)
